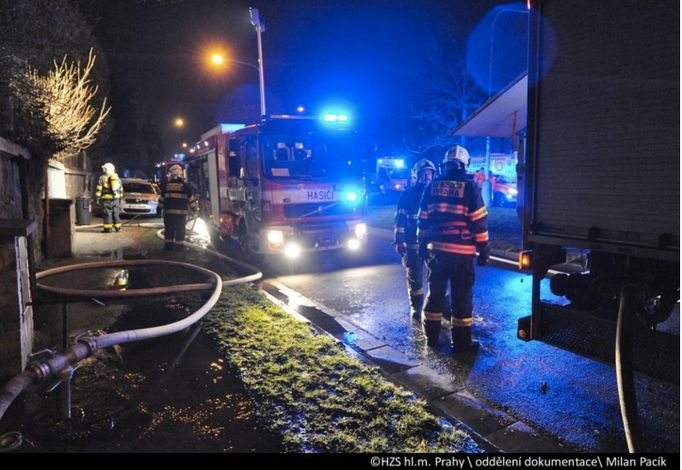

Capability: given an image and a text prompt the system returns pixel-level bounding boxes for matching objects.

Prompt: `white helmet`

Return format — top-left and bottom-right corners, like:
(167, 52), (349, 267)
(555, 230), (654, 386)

(101, 162), (115, 175)
(169, 164), (183, 178)
(411, 159), (436, 179)
(443, 145), (470, 168)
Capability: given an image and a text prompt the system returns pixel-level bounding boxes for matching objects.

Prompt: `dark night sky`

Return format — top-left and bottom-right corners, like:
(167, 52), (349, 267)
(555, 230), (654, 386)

(88, 0), (523, 161)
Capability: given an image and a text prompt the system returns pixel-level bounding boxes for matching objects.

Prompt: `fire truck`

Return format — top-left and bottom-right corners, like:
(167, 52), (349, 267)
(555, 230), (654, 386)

(365, 156), (410, 194)
(516, 0), (678, 451)
(186, 115), (367, 259)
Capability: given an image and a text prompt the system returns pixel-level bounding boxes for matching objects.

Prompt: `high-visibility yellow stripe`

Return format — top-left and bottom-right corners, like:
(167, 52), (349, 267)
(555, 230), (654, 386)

(165, 183), (185, 191)
(431, 221), (468, 227)
(474, 231), (489, 242)
(164, 193), (188, 199)
(427, 203), (467, 215)
(434, 229), (471, 236)
(103, 224), (113, 228)
(452, 317), (473, 327)
(468, 206), (488, 221)
(101, 195), (113, 199)
(427, 241), (476, 255)
(395, 227), (405, 233)
(419, 212), (429, 219)
(424, 311), (442, 321)
(396, 209), (407, 215)
(406, 243), (419, 249)
(165, 209), (188, 215)
(411, 288), (424, 296)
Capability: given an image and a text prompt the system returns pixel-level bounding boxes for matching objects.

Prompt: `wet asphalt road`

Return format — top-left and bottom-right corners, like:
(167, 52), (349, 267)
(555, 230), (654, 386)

(262, 226), (680, 452)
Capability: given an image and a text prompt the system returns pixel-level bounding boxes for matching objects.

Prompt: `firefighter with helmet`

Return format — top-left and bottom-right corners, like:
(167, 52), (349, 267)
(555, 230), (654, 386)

(95, 162), (123, 233)
(417, 145), (490, 350)
(394, 159), (437, 319)
(159, 164), (197, 250)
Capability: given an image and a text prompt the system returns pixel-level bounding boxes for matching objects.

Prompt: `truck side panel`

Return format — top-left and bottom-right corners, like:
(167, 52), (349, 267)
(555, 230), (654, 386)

(527, 0), (679, 252)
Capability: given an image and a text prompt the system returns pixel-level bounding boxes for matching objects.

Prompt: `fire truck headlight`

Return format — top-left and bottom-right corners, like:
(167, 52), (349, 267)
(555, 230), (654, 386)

(267, 230), (284, 246)
(284, 243), (302, 259)
(346, 191), (358, 202)
(347, 238), (361, 251)
(191, 218), (210, 241)
(394, 184), (401, 190)
(395, 160), (405, 168)
(508, 187), (518, 196)
(354, 223), (367, 239)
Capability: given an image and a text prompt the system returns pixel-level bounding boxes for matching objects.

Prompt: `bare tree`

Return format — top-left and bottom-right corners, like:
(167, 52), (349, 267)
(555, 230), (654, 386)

(11, 49), (110, 161)
(405, 33), (485, 157)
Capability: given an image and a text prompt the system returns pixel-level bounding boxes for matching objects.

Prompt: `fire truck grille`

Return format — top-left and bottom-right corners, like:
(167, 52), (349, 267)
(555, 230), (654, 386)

(284, 202), (354, 219)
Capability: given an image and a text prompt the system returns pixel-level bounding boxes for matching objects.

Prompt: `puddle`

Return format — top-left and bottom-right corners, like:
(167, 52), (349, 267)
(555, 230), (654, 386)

(1, 298), (284, 452)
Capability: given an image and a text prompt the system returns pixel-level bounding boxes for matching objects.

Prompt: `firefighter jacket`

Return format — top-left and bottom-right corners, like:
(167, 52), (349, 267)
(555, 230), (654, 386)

(160, 177), (196, 216)
(394, 182), (427, 249)
(417, 169), (489, 256)
(95, 173), (123, 200)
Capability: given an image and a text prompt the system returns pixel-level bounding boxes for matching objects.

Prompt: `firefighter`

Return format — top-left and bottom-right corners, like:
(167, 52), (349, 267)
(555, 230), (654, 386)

(394, 159), (436, 319)
(95, 162), (123, 233)
(418, 145), (490, 350)
(159, 164), (197, 250)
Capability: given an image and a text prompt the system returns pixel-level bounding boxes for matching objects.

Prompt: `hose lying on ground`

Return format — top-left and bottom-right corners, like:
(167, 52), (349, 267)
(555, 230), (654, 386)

(0, 246), (261, 426)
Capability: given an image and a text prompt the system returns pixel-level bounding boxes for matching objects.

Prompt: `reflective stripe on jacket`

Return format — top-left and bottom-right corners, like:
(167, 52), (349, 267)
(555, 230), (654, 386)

(160, 178), (196, 216)
(417, 170), (489, 255)
(394, 183), (427, 246)
(95, 173), (123, 200)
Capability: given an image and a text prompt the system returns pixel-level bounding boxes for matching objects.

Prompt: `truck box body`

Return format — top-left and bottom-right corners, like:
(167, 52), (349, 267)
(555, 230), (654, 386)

(518, 0), (679, 386)
(526, 0), (679, 259)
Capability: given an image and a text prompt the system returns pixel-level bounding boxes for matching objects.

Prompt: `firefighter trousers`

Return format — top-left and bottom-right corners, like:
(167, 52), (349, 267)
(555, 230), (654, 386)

(402, 248), (425, 317)
(423, 251), (475, 345)
(102, 199), (121, 232)
(403, 249), (452, 320)
(164, 213), (187, 248)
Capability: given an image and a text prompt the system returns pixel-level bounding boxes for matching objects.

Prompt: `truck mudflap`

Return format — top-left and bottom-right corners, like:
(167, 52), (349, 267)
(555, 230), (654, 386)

(518, 303), (679, 385)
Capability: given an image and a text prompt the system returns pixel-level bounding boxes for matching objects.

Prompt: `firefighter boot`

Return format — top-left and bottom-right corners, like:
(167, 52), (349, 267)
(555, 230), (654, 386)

(163, 241), (173, 251)
(409, 293), (424, 320)
(451, 326), (479, 353)
(422, 320), (441, 347)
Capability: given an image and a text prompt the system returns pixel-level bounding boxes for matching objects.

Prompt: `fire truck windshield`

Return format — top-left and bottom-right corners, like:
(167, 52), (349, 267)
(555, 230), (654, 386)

(262, 135), (360, 180)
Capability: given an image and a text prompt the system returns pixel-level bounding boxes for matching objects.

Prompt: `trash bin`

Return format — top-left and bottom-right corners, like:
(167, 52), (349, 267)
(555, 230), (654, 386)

(75, 195), (92, 225)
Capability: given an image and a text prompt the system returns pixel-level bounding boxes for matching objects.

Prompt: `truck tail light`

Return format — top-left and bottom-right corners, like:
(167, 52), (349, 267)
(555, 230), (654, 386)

(518, 250), (532, 271)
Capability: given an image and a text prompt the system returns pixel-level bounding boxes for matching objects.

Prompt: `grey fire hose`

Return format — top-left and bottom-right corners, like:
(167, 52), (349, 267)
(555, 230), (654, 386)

(615, 284), (643, 453)
(0, 252), (261, 434)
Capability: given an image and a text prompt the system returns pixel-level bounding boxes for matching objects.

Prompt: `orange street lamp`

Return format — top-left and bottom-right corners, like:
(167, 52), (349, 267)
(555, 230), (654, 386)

(210, 53), (225, 66)
(174, 117), (185, 128)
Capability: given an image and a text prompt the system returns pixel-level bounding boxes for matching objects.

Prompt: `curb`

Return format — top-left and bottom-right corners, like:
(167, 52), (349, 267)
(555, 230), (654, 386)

(261, 279), (571, 454)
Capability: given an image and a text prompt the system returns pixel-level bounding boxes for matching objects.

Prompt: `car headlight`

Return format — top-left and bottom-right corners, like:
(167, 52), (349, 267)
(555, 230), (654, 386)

(267, 230), (284, 246)
(284, 243), (302, 259)
(347, 238), (361, 251)
(354, 223), (367, 239)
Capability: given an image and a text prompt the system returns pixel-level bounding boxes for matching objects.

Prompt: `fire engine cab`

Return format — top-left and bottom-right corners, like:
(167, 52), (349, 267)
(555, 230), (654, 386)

(187, 115), (367, 259)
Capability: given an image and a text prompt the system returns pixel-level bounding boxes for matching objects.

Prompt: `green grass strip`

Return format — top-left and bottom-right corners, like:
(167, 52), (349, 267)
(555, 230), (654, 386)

(204, 285), (478, 453)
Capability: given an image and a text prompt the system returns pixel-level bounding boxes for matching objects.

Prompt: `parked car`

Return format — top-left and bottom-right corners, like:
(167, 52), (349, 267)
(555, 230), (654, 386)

(92, 178), (160, 217)
(490, 174), (518, 207)
(120, 179), (160, 216)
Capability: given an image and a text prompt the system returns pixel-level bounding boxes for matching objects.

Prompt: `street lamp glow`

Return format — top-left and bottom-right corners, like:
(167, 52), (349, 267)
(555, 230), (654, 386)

(210, 53), (225, 66)
(181, 142), (188, 148)
(174, 117), (185, 128)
